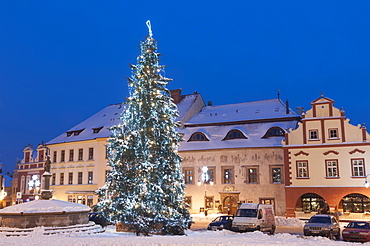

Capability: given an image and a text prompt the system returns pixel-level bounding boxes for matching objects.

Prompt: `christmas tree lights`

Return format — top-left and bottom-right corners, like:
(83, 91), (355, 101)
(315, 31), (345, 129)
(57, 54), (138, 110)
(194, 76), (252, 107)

(97, 21), (190, 235)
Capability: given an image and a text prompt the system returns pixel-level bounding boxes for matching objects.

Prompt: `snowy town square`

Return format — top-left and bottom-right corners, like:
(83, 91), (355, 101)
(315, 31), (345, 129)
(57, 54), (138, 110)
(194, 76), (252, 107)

(0, 216), (363, 246)
(2, 1), (370, 246)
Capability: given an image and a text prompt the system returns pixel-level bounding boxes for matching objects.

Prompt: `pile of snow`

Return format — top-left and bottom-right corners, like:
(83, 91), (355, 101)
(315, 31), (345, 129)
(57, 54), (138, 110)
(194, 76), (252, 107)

(275, 216), (305, 227)
(0, 199), (91, 214)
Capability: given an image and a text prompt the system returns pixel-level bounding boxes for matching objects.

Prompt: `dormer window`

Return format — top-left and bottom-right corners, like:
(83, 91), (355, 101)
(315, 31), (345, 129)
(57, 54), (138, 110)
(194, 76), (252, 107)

(188, 132), (209, 142)
(262, 127), (285, 138)
(66, 129), (85, 137)
(223, 130), (247, 140)
(93, 127), (104, 134)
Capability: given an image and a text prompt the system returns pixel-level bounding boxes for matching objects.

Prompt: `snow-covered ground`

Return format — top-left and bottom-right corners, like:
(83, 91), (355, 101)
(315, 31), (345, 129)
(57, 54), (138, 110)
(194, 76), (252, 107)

(0, 215), (366, 246)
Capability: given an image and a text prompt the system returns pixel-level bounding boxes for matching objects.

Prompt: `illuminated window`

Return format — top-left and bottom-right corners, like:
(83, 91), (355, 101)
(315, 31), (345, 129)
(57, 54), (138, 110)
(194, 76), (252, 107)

(183, 168), (194, 185)
(222, 167), (234, 184)
(246, 167), (259, 184)
(342, 193), (370, 213)
(297, 161), (309, 178)
(352, 159), (365, 177)
(88, 171), (93, 184)
(326, 160), (339, 177)
(271, 166), (283, 183)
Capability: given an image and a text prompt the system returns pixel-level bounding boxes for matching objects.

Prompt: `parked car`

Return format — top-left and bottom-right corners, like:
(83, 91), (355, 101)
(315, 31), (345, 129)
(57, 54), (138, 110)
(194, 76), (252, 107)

(303, 214), (340, 240)
(88, 212), (108, 227)
(342, 221), (370, 243)
(207, 215), (234, 230)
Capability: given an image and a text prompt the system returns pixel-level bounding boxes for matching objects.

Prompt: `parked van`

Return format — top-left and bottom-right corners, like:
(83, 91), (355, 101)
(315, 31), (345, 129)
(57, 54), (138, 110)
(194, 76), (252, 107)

(231, 203), (276, 234)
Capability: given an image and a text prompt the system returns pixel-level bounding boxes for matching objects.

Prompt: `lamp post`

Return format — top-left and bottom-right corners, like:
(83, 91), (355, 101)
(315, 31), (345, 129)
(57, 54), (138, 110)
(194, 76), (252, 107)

(364, 174), (370, 188)
(197, 166), (214, 215)
(28, 175), (41, 200)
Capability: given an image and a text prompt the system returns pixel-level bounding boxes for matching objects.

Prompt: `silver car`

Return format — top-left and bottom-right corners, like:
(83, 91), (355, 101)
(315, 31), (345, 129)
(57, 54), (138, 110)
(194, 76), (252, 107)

(303, 214), (340, 240)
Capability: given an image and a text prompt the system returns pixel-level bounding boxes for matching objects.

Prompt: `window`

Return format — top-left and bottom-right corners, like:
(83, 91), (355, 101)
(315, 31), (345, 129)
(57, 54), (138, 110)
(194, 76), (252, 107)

(52, 173), (56, 185)
(87, 195), (94, 207)
(188, 132), (209, 141)
(352, 159), (365, 177)
(61, 150), (65, 162)
(25, 152), (30, 163)
(262, 127), (285, 138)
(184, 196), (192, 209)
(301, 193), (325, 212)
(88, 148), (94, 160)
(78, 172), (83, 184)
(88, 171), (93, 184)
(296, 161), (309, 178)
(204, 167), (215, 184)
(328, 129), (338, 139)
(246, 167), (259, 184)
(78, 149), (83, 161)
(39, 150), (44, 161)
(271, 166), (283, 183)
(53, 151), (57, 163)
(205, 196), (214, 209)
(326, 160), (339, 177)
(309, 130), (318, 140)
(222, 167), (234, 184)
(224, 130), (247, 140)
(60, 173), (64, 185)
(93, 127), (103, 133)
(68, 172), (73, 185)
(69, 149), (74, 161)
(183, 168), (194, 185)
(342, 193), (370, 213)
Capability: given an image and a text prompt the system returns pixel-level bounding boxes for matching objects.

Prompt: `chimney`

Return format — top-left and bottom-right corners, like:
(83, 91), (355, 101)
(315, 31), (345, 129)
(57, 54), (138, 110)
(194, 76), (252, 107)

(170, 88), (182, 104)
(208, 101), (212, 106)
(285, 99), (290, 114)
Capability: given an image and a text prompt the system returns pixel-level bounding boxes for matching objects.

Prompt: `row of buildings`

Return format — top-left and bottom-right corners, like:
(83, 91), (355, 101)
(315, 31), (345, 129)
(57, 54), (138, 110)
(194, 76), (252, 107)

(7, 89), (370, 220)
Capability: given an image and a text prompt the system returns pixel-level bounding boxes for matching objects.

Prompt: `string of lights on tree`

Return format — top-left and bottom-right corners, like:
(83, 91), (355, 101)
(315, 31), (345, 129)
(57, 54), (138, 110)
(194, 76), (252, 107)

(97, 21), (190, 235)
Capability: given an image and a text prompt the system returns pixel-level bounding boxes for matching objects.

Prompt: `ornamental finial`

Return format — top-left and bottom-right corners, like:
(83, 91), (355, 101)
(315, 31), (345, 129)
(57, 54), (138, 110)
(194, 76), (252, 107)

(146, 20), (153, 37)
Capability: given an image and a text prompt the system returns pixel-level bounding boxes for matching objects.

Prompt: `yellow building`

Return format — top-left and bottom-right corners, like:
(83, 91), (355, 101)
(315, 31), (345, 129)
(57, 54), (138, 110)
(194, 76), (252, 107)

(283, 95), (370, 220)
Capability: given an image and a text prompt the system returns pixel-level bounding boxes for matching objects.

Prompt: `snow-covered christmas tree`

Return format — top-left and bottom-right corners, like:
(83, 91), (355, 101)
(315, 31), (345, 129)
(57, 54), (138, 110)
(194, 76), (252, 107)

(97, 21), (190, 235)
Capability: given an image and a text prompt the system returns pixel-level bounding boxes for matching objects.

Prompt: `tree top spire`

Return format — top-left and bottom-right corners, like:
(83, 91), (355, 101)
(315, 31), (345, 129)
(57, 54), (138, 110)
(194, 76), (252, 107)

(146, 20), (153, 37)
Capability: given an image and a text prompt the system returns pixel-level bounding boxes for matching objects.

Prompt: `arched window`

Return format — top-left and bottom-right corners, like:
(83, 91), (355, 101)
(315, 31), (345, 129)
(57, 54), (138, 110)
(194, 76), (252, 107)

(342, 193), (370, 213)
(262, 127), (285, 138)
(300, 193), (325, 212)
(223, 130), (247, 140)
(188, 132), (209, 142)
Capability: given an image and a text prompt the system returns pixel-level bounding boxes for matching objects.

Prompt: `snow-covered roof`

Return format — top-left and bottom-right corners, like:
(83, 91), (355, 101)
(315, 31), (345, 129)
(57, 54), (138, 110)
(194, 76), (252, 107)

(47, 93), (202, 145)
(178, 121), (298, 151)
(47, 104), (126, 145)
(0, 199), (91, 214)
(185, 99), (298, 126)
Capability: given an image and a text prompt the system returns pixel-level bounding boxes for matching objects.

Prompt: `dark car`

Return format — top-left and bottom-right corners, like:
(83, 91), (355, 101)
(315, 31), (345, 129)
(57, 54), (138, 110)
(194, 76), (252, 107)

(207, 216), (233, 230)
(88, 212), (108, 227)
(342, 221), (370, 242)
(303, 214), (340, 240)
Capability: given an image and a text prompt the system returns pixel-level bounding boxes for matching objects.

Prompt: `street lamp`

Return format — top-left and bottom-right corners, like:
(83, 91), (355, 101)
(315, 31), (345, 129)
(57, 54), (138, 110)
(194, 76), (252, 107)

(364, 174), (370, 188)
(28, 175), (41, 200)
(198, 166), (214, 214)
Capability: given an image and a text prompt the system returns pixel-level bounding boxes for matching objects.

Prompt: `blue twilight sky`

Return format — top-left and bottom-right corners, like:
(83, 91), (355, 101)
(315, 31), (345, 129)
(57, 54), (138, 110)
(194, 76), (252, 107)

(1, 1), (370, 172)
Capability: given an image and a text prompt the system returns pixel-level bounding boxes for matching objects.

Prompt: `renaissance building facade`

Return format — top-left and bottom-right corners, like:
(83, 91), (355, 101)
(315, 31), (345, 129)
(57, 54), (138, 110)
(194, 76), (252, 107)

(283, 95), (370, 220)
